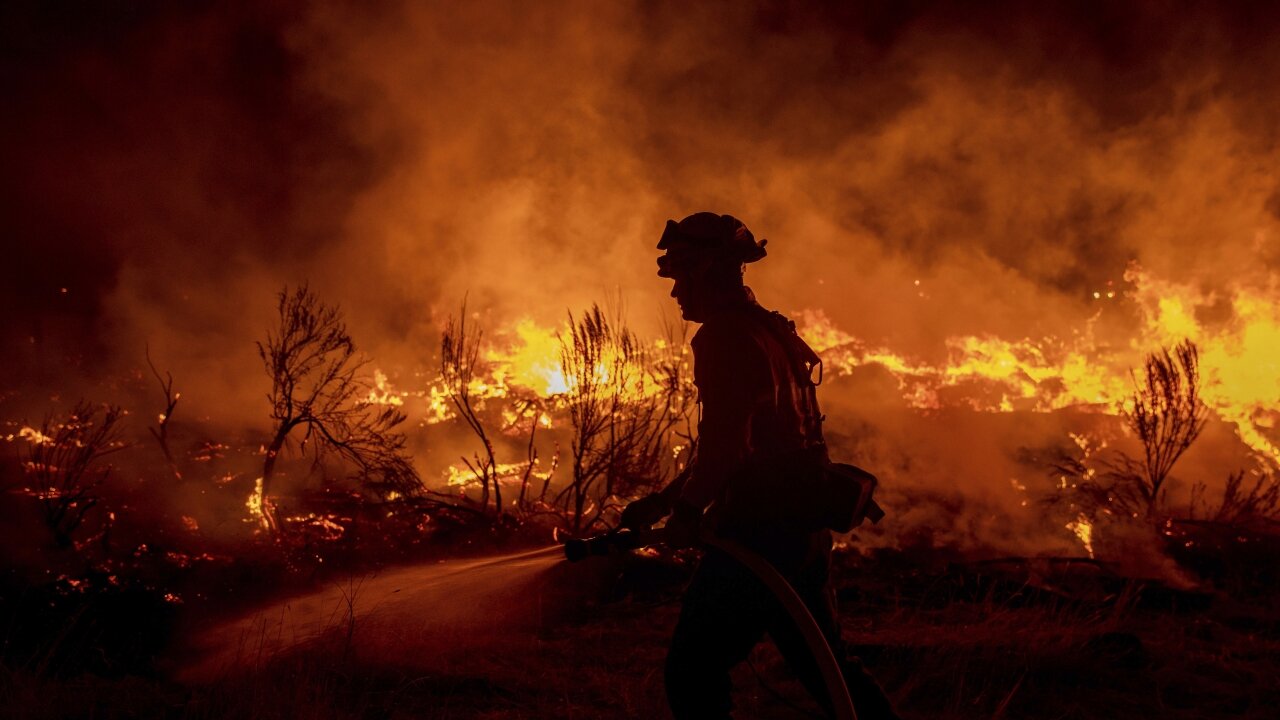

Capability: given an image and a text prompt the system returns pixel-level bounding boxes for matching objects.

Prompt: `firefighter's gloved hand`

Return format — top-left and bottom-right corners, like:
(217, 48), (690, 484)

(620, 493), (672, 530)
(664, 500), (703, 549)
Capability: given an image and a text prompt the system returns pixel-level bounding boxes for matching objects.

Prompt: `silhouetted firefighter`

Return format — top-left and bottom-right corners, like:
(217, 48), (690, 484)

(621, 213), (900, 719)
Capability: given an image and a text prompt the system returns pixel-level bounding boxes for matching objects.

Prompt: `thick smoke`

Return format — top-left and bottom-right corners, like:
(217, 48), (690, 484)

(7, 1), (1279, 394)
(3, 1), (1278, 554)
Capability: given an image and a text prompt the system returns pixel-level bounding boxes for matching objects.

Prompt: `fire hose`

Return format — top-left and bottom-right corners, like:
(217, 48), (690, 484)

(564, 527), (858, 720)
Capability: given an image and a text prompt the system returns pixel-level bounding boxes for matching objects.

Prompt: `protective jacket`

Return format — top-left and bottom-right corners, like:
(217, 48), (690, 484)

(670, 288), (832, 573)
(665, 287), (900, 720)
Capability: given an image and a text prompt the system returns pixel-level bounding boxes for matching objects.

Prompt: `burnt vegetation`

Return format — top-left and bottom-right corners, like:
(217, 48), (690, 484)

(145, 346), (182, 481)
(21, 401), (125, 551)
(439, 304), (510, 517)
(1041, 340), (1217, 520)
(1028, 338), (1280, 599)
(434, 301), (694, 535)
(2, 297), (1277, 720)
(256, 285), (419, 534)
(1190, 468), (1280, 526)
(438, 305), (559, 524)
(554, 304), (694, 533)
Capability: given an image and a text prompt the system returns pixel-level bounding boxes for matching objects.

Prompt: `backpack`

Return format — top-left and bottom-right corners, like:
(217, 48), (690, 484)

(719, 310), (885, 534)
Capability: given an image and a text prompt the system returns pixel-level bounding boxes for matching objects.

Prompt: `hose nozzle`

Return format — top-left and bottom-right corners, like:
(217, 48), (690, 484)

(562, 528), (661, 562)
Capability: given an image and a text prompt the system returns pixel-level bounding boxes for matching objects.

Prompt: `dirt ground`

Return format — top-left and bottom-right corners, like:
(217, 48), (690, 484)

(5, 539), (1277, 720)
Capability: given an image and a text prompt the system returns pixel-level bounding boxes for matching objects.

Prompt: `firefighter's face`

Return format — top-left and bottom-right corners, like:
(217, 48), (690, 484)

(669, 270), (710, 322)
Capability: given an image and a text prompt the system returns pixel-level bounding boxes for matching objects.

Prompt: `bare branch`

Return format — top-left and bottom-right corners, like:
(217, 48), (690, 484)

(556, 304), (692, 533)
(441, 301), (502, 515)
(145, 344), (182, 480)
(22, 401), (125, 549)
(256, 284), (420, 534)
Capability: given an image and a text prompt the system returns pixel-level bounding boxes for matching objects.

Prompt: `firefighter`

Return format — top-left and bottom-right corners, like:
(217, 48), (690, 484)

(621, 212), (901, 719)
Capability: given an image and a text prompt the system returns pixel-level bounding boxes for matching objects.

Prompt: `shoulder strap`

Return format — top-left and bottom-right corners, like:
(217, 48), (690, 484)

(762, 310), (823, 387)
(753, 308), (827, 447)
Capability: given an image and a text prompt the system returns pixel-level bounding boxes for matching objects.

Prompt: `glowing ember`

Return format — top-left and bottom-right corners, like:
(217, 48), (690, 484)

(17, 426), (54, 445)
(284, 513), (346, 540)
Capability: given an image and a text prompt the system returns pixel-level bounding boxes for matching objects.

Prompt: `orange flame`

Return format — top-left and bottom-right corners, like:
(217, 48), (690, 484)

(793, 267), (1280, 465)
(1127, 266), (1280, 464)
(246, 267), (1280, 522)
(795, 309), (1128, 413)
(1065, 514), (1096, 558)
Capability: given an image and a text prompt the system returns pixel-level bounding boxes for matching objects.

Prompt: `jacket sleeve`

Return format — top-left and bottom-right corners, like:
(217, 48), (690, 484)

(678, 323), (771, 510)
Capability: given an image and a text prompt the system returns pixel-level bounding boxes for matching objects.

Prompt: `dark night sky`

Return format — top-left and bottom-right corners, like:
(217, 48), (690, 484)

(2, 2), (370, 354)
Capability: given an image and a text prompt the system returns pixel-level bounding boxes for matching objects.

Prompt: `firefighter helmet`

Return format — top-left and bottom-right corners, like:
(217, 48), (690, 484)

(656, 212), (768, 278)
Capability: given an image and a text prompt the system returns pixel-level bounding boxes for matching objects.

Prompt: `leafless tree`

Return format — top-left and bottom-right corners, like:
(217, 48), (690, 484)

(537, 439), (562, 505)
(440, 305), (502, 515)
(439, 304), (553, 517)
(510, 397), (548, 510)
(145, 345), (182, 480)
(554, 305), (691, 533)
(257, 285), (419, 533)
(1126, 340), (1209, 516)
(22, 401), (125, 549)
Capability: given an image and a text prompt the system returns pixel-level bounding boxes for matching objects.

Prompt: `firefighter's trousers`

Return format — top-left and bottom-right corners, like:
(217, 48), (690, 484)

(665, 538), (900, 719)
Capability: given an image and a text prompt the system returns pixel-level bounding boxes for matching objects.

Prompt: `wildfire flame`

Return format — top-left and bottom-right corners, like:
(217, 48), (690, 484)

(243, 266), (1280, 527)
(366, 369), (406, 406)
(486, 319), (570, 396)
(794, 309), (1128, 413)
(444, 461), (548, 488)
(792, 267), (1280, 464)
(1065, 514), (1096, 559)
(1127, 267), (1280, 465)
(415, 315), (684, 427)
(17, 426), (54, 445)
(246, 477), (268, 529)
